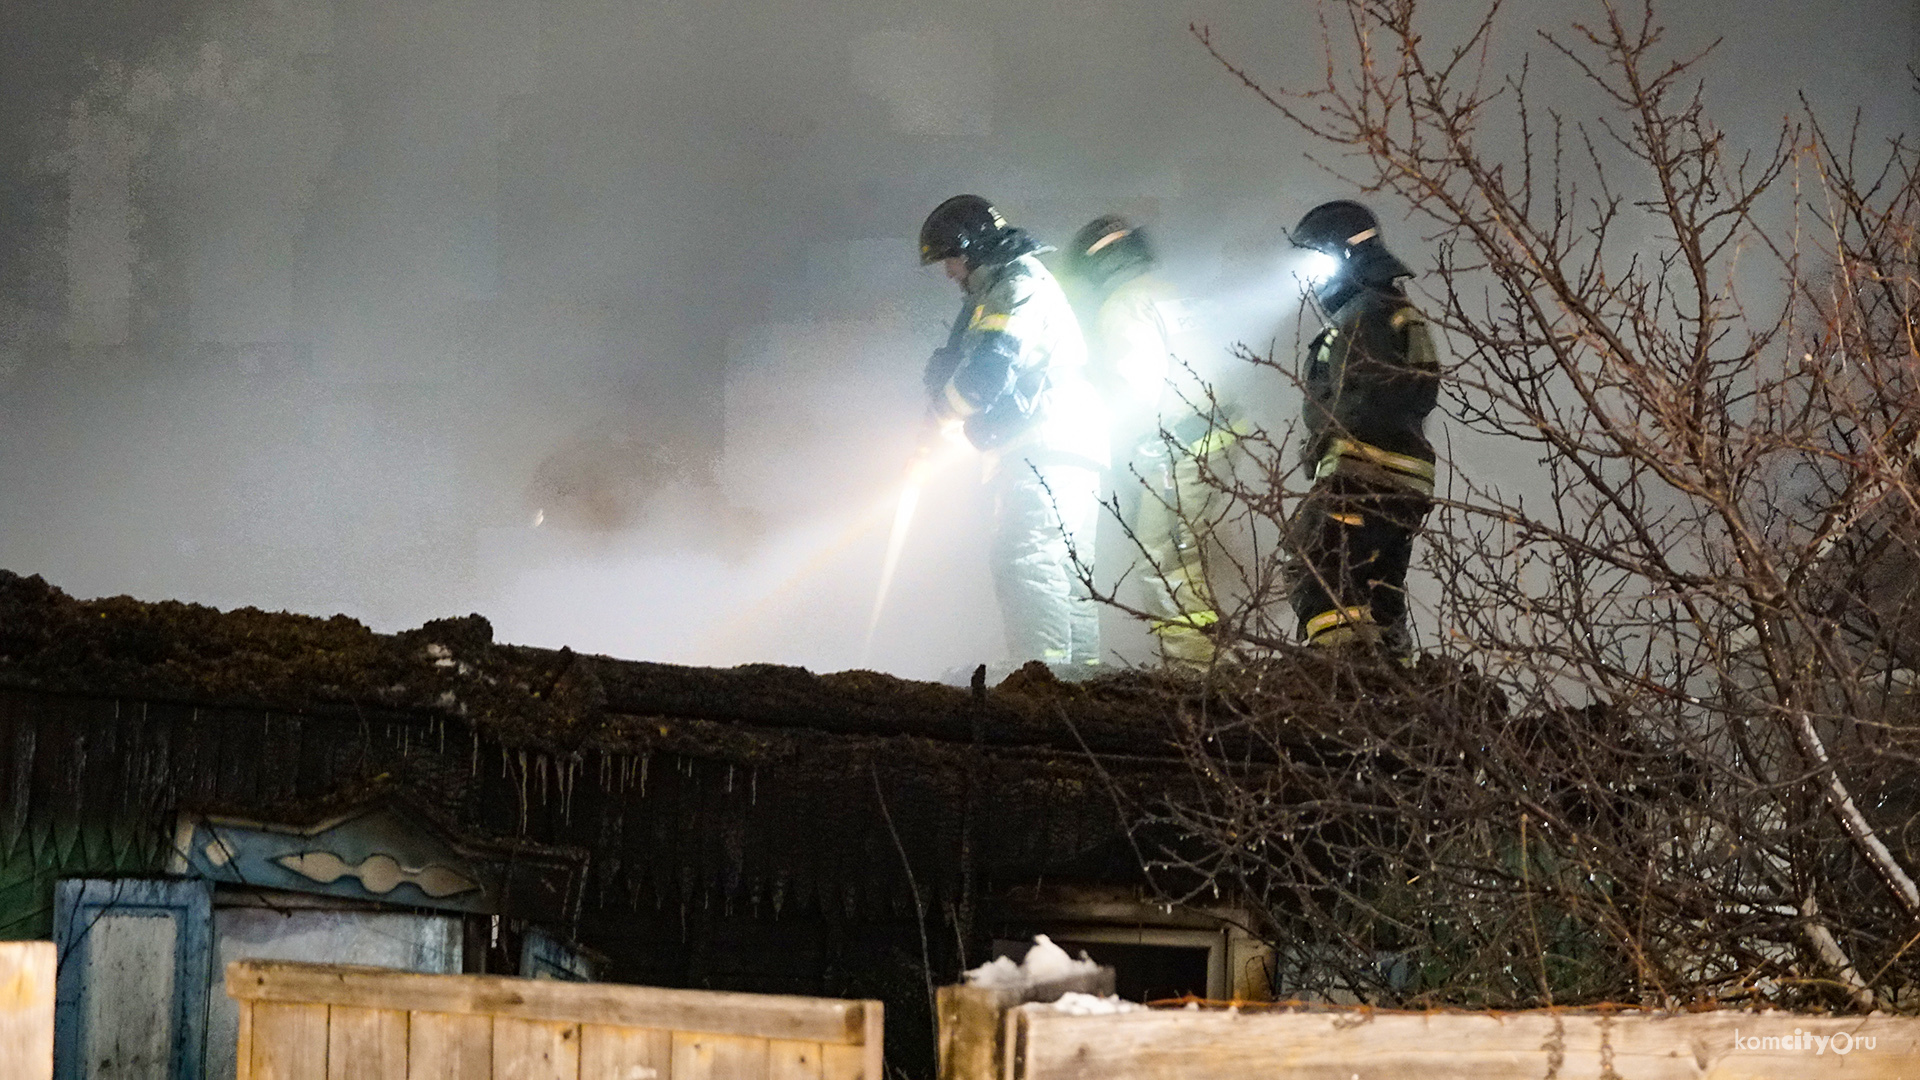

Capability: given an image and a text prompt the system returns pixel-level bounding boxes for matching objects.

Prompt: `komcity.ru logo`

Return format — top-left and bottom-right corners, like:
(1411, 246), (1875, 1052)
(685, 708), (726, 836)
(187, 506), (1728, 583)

(1732, 1028), (1876, 1055)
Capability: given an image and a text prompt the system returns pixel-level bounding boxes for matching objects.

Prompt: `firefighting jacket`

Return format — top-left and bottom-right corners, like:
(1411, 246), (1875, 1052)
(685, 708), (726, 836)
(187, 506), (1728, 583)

(1088, 274), (1191, 418)
(925, 254), (1102, 464)
(1301, 284), (1440, 495)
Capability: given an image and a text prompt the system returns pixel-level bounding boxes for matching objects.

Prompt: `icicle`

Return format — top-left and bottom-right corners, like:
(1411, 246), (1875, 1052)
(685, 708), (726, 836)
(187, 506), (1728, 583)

(471, 731), (480, 777)
(516, 753), (530, 834)
(751, 768), (757, 805)
(640, 754), (649, 798)
(727, 763), (734, 794)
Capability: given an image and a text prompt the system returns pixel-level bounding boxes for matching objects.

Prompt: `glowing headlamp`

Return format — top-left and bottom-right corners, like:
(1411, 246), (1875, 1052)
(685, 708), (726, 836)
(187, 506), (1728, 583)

(1299, 250), (1341, 286)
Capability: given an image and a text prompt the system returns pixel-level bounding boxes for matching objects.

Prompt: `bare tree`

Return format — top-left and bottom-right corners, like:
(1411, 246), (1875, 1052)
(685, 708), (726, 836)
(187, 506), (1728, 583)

(1099, 0), (1920, 1009)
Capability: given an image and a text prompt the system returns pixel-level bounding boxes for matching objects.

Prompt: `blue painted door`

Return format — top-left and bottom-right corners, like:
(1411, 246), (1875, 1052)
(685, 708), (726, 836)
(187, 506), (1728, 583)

(53, 877), (212, 1080)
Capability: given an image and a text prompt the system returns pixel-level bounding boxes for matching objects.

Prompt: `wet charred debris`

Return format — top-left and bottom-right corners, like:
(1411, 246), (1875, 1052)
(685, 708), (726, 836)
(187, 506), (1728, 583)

(0, 568), (1514, 771)
(0, 569), (1182, 760)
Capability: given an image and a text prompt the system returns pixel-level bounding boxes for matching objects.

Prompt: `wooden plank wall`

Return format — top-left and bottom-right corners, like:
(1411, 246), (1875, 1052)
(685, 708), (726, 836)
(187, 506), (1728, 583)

(0, 941), (55, 1080)
(1002, 1005), (1920, 1080)
(228, 961), (883, 1080)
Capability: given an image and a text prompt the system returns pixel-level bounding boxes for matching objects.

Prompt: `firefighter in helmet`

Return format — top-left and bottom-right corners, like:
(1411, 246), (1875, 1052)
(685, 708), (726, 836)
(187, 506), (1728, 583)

(1063, 214), (1242, 666)
(919, 195), (1108, 668)
(1288, 200), (1440, 650)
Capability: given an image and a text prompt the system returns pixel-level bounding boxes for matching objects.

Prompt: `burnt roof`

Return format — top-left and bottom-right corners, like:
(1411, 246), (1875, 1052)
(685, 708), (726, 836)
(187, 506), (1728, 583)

(0, 568), (1196, 759)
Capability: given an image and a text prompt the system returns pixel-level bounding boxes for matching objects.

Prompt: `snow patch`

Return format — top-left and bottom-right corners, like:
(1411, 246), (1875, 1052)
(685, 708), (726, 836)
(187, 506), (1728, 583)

(964, 934), (1100, 989)
(1048, 992), (1145, 1015)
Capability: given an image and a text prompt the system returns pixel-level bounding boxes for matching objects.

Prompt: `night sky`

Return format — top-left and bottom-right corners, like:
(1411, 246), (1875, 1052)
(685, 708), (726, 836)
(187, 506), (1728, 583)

(0, 0), (1912, 678)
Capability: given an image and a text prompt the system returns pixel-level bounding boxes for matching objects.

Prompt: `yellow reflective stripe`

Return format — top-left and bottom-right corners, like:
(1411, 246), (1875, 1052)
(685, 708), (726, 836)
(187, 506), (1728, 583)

(1309, 623), (1374, 648)
(1404, 320), (1441, 371)
(972, 312), (1012, 332)
(1305, 606), (1373, 639)
(1328, 512), (1363, 526)
(1316, 437), (1436, 494)
(1151, 609), (1220, 633)
(1329, 437), (1434, 479)
(1188, 419), (1250, 458)
(944, 381), (978, 417)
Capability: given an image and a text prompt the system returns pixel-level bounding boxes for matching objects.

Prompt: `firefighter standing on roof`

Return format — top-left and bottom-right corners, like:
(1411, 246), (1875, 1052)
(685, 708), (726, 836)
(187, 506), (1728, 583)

(1063, 215), (1242, 667)
(1288, 201), (1440, 650)
(918, 195), (1108, 668)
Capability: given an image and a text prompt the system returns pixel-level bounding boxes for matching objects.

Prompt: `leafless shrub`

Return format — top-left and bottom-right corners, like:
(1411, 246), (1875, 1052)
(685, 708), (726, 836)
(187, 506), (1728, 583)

(1098, 0), (1920, 1009)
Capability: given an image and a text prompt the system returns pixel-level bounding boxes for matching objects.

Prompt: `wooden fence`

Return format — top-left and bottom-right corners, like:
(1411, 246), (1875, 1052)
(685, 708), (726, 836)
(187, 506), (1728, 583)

(227, 960), (883, 1080)
(941, 991), (1920, 1079)
(0, 941), (54, 1080)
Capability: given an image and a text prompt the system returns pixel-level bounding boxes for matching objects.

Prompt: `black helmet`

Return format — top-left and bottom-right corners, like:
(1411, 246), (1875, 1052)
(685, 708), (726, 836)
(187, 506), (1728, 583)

(919, 195), (1008, 265)
(1291, 200), (1380, 256)
(1065, 214), (1155, 290)
(1291, 200), (1414, 284)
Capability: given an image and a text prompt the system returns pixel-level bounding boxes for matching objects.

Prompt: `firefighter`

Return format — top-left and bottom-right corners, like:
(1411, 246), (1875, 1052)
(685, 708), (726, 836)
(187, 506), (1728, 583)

(1287, 200), (1440, 651)
(1063, 215), (1242, 666)
(918, 195), (1108, 668)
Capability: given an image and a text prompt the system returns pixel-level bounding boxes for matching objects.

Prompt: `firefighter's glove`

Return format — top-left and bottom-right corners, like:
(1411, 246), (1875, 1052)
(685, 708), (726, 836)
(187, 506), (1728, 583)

(923, 345), (962, 401)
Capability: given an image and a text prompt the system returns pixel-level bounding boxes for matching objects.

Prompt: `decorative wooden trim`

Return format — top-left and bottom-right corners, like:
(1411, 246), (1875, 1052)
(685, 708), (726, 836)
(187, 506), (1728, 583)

(226, 962), (877, 1047)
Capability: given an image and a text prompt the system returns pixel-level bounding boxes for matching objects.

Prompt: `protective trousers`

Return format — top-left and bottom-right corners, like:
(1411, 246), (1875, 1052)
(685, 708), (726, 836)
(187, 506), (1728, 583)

(990, 458), (1103, 666)
(1133, 417), (1242, 665)
(1288, 475), (1431, 649)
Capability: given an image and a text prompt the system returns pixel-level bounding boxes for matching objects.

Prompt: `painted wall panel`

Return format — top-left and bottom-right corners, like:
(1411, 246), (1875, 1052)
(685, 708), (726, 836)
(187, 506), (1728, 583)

(203, 906), (460, 1080)
(82, 913), (176, 1079)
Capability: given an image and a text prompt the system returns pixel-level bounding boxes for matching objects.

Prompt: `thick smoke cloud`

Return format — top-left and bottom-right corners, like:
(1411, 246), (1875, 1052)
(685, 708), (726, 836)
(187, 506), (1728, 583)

(0, 0), (1911, 678)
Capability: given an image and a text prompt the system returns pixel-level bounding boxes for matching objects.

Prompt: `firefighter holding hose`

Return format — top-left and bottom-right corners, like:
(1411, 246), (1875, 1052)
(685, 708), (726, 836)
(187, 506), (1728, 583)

(917, 195), (1107, 670)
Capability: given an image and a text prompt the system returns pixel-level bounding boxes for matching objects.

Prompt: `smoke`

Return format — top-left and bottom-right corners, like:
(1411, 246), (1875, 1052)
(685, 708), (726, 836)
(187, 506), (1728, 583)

(0, 0), (1910, 678)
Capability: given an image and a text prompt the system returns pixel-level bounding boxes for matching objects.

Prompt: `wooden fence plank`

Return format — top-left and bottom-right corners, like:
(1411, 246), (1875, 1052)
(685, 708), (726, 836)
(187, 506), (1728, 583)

(328, 1006), (408, 1080)
(820, 997), (883, 1080)
(496, 1017), (581, 1080)
(767, 1039), (823, 1080)
(672, 1031), (770, 1080)
(408, 1011), (493, 1080)
(230, 961), (871, 1045)
(0, 941), (54, 1080)
(250, 1001), (330, 1080)
(1012, 1007), (1920, 1080)
(579, 1024), (671, 1080)
(237, 998), (254, 1080)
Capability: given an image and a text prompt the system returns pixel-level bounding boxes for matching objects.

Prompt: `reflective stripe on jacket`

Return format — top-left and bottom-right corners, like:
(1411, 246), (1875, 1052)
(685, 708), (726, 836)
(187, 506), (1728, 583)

(1301, 286), (1440, 480)
(927, 254), (1105, 466)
